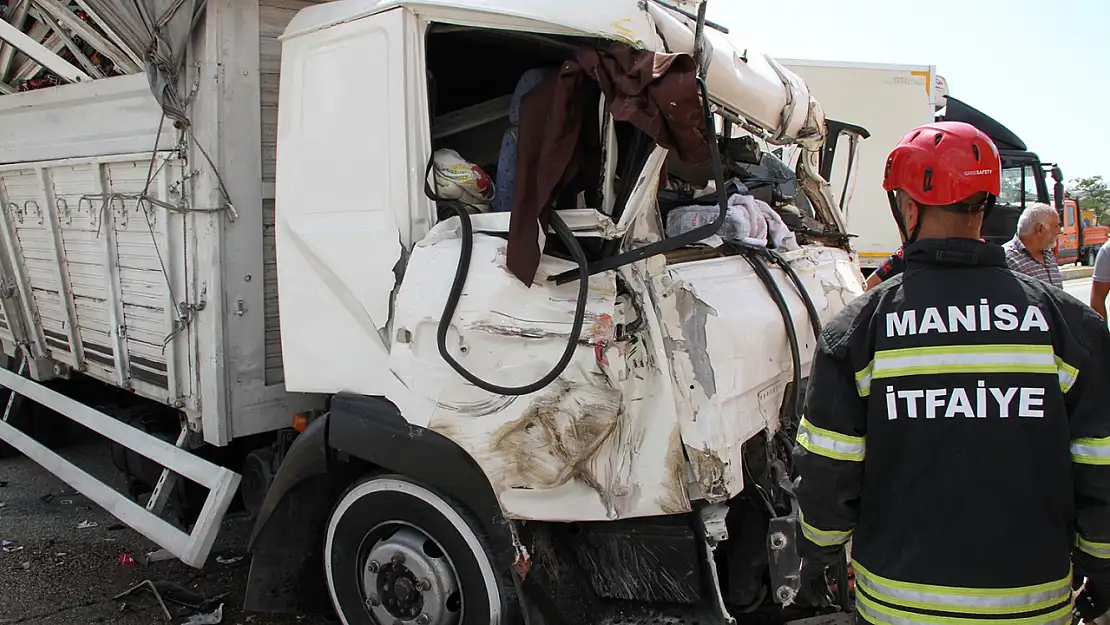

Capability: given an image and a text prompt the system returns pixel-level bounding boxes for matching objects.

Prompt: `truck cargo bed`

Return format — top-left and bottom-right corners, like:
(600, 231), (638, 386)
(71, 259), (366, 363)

(0, 152), (192, 406)
(0, 2), (324, 446)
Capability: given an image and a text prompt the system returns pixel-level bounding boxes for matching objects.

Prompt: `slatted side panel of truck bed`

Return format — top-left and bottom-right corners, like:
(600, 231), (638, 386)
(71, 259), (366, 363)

(0, 167), (81, 365)
(260, 0), (326, 385)
(0, 154), (194, 407)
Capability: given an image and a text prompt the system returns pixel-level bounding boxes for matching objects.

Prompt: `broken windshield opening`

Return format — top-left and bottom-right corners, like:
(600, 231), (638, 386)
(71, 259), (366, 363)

(422, 24), (847, 284)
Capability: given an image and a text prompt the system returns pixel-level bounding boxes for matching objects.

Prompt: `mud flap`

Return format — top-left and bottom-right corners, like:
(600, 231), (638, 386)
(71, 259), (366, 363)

(0, 366), (240, 568)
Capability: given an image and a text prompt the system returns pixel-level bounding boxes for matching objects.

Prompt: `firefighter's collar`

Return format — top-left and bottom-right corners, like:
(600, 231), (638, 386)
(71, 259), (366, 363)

(903, 238), (1007, 269)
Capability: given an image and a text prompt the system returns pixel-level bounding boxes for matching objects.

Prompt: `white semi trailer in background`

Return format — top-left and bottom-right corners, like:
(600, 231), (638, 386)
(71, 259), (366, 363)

(779, 59), (939, 271)
(0, 0), (864, 622)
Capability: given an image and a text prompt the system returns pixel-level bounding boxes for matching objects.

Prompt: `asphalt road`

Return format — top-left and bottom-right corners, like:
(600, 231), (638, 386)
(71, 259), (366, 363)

(0, 429), (331, 625)
(1065, 276), (1096, 305)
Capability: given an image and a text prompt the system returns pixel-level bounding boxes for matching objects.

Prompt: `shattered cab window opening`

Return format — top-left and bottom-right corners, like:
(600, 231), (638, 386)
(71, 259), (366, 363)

(422, 21), (845, 278)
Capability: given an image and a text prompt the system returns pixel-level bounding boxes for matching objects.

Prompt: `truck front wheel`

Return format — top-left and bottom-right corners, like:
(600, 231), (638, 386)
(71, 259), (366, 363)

(324, 474), (515, 625)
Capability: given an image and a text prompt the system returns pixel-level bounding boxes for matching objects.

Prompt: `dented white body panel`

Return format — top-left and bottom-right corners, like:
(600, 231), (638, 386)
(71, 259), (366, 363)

(652, 247), (862, 502)
(391, 221), (681, 521)
(387, 217), (860, 521)
(273, 2), (864, 522)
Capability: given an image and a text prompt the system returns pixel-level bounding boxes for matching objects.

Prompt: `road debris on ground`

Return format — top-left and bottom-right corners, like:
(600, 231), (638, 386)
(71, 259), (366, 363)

(1, 433), (324, 623)
(138, 549), (176, 566)
(182, 603), (224, 625)
(115, 580), (173, 621)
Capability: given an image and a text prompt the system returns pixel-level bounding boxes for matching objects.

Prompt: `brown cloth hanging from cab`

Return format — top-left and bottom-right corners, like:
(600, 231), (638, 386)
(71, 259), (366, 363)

(506, 45), (710, 286)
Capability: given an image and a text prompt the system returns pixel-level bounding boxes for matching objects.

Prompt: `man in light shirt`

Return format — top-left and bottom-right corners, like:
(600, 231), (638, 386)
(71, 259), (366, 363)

(1003, 202), (1064, 288)
(1090, 241), (1110, 319)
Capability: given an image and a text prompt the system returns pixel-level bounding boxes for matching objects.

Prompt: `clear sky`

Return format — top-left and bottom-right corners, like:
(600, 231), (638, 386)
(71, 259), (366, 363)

(709, 0), (1109, 183)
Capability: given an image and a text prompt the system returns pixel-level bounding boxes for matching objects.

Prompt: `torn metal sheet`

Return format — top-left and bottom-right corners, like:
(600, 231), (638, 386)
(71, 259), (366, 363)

(614, 146), (670, 235)
(652, 246), (862, 503)
(0, 0), (31, 81)
(390, 230), (690, 521)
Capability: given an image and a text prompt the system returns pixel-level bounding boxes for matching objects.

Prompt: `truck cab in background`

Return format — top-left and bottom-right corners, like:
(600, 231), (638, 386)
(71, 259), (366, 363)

(1057, 196), (1107, 266)
(778, 60), (938, 271)
(937, 95), (1066, 246)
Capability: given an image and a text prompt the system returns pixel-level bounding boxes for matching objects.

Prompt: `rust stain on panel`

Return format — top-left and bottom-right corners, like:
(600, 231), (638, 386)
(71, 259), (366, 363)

(686, 445), (729, 503)
(656, 427), (691, 514)
(492, 379), (622, 494)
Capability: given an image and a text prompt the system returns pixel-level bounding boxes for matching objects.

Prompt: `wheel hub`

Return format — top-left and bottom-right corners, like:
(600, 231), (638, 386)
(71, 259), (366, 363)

(362, 527), (461, 625)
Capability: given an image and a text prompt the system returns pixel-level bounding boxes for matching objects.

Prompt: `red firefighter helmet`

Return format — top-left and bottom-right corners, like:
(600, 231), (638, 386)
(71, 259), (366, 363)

(882, 121), (1001, 207)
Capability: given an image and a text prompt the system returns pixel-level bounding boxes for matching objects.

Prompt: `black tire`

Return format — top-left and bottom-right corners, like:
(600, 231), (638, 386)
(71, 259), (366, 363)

(324, 474), (518, 625)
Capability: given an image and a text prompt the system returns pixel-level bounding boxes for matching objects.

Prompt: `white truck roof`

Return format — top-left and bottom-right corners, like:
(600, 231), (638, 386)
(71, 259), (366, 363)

(285, 0), (829, 149)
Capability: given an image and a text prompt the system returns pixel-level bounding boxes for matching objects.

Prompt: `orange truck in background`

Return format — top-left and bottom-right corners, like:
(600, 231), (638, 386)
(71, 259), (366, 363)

(1056, 197), (1108, 266)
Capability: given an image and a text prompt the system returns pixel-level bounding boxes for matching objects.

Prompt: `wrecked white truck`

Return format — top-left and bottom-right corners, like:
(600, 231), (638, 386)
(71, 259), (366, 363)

(0, 0), (864, 622)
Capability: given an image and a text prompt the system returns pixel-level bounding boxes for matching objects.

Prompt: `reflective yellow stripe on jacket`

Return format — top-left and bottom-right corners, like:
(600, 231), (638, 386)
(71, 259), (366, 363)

(855, 344), (1079, 398)
(795, 417), (864, 462)
(1072, 436), (1110, 466)
(857, 593), (1073, 625)
(799, 510), (852, 547)
(854, 561), (1072, 624)
(1077, 535), (1110, 559)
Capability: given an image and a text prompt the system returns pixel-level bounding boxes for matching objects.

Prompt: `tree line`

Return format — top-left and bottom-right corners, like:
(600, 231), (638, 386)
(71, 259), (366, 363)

(1069, 176), (1110, 223)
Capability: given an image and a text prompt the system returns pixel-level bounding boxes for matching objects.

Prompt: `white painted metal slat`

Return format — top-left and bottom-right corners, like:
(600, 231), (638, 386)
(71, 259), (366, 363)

(0, 366), (240, 568)
(0, 15), (90, 85)
(0, 176), (46, 360)
(49, 162), (117, 379)
(102, 159), (179, 398)
(0, 168), (74, 362)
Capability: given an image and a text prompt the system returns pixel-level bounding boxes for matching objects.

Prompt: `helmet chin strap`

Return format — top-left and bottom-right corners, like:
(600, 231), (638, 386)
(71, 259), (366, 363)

(887, 190), (922, 245)
(982, 195), (996, 220)
(886, 192), (997, 245)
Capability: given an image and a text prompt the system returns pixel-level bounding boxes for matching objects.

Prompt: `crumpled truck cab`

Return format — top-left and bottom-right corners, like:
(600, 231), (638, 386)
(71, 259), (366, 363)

(247, 0), (865, 623)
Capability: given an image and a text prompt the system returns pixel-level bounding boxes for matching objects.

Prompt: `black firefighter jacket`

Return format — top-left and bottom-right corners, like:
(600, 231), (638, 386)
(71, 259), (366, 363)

(795, 237), (1110, 625)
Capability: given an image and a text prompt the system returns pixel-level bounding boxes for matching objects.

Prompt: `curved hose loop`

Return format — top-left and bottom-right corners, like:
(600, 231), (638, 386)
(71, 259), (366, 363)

(735, 246), (803, 424)
(766, 249), (823, 341)
(422, 15), (737, 394)
(423, 158), (591, 396)
(422, 48), (732, 394)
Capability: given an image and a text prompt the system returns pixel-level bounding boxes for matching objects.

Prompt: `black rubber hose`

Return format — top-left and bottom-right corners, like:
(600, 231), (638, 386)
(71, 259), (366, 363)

(766, 249), (823, 341)
(424, 159), (590, 396)
(740, 249), (803, 421)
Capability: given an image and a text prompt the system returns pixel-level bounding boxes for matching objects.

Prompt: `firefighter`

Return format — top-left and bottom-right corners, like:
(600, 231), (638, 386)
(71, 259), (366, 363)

(863, 247), (905, 291)
(794, 121), (1110, 624)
